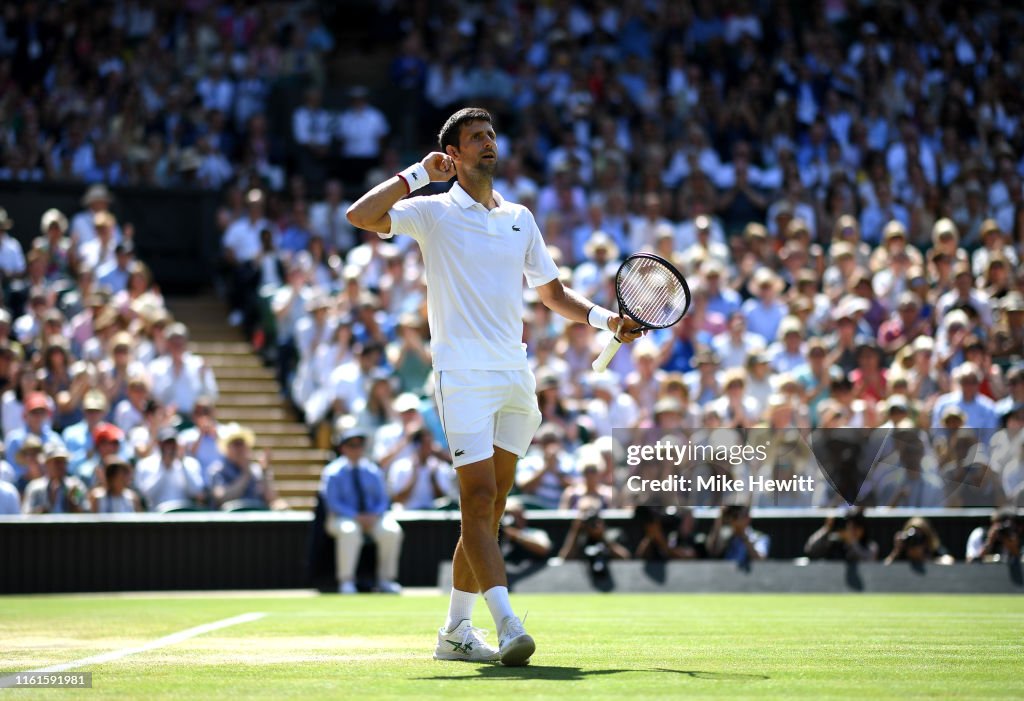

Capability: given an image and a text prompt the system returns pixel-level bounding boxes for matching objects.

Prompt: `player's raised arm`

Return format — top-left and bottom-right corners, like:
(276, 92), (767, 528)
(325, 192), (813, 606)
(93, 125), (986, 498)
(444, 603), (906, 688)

(346, 152), (454, 233)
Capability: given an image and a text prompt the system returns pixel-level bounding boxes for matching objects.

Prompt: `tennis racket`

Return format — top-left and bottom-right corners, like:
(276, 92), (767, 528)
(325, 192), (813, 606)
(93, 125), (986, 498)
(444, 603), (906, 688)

(591, 252), (692, 372)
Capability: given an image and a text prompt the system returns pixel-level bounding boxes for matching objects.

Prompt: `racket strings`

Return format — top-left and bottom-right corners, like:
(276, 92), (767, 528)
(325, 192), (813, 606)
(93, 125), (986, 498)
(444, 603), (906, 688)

(617, 258), (688, 327)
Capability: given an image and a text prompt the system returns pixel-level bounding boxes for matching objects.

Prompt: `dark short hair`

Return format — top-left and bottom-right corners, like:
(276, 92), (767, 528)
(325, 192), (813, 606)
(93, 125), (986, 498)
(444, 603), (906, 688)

(438, 108), (493, 152)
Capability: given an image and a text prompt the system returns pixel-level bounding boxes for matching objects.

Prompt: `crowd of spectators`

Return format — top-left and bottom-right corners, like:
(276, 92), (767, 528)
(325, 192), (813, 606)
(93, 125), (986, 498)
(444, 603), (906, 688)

(0, 1), (335, 190)
(4, 2), (1024, 572)
(0, 184), (289, 514)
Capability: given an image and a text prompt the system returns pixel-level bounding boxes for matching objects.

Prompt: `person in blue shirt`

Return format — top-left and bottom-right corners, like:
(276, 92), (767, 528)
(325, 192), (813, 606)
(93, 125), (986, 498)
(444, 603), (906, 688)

(6, 392), (65, 484)
(322, 424), (404, 594)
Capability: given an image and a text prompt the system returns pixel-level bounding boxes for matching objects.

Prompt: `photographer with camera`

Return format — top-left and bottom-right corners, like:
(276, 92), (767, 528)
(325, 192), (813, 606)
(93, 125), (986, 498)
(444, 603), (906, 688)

(556, 496), (630, 581)
(387, 426), (454, 510)
(707, 503), (769, 565)
(804, 507), (879, 562)
(883, 517), (955, 565)
(633, 504), (701, 561)
(499, 497), (553, 567)
(966, 509), (1022, 563)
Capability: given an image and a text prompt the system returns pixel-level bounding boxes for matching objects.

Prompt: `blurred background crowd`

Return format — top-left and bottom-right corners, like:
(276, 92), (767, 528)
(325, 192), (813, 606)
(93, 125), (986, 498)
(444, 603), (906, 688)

(1, 1), (1023, 569)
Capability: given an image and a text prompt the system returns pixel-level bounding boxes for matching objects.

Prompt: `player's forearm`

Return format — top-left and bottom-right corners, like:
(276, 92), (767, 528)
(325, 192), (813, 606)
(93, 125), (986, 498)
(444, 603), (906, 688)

(538, 280), (593, 325)
(346, 177), (406, 233)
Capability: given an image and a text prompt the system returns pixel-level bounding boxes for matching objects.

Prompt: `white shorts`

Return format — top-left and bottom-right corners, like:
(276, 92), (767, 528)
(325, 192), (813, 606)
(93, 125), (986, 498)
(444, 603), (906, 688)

(435, 368), (543, 467)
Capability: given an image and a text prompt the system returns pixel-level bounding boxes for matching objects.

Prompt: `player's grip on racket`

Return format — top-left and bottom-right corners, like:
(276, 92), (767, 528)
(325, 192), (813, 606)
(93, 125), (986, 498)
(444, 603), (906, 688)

(591, 253), (692, 372)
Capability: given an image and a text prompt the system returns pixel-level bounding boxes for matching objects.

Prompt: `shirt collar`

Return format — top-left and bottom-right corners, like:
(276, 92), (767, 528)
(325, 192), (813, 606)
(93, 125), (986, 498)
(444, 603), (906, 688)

(449, 182), (505, 210)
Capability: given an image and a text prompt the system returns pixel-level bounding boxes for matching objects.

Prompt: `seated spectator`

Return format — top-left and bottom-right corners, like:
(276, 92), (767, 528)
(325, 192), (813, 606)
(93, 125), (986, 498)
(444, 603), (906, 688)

(179, 397), (228, 479)
(883, 517), (955, 565)
(0, 475), (19, 514)
(387, 427), (454, 510)
(12, 436), (44, 492)
(148, 323), (218, 419)
(559, 446), (614, 510)
(208, 423), (286, 511)
(22, 443), (87, 514)
(500, 497), (554, 569)
(88, 455), (142, 513)
(6, 392), (64, 484)
(517, 423), (576, 509)
(322, 424), (403, 594)
(112, 375), (150, 434)
(135, 426), (207, 511)
(63, 389), (110, 474)
(707, 504), (769, 565)
(803, 508), (879, 561)
(76, 422), (125, 488)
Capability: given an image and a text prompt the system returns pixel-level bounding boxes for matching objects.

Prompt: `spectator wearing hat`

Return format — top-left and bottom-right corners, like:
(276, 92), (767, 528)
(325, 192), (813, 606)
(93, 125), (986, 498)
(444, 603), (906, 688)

(88, 455), (142, 513)
(387, 426), (454, 510)
(208, 423), (286, 510)
(135, 426), (207, 511)
(869, 426), (946, 508)
(148, 323), (218, 419)
(79, 211), (120, 273)
(700, 261), (741, 321)
(322, 422), (403, 594)
(712, 311), (766, 371)
(112, 374), (151, 435)
(931, 363), (999, 432)
(71, 184), (121, 251)
(742, 269), (788, 344)
(684, 348), (724, 407)
(572, 231), (620, 302)
(972, 219), (1019, 279)
(75, 422), (126, 488)
(766, 316), (806, 374)
(517, 423), (577, 510)
(710, 368), (760, 430)
(62, 389), (110, 473)
(940, 429), (1006, 508)
(936, 261), (993, 328)
(5, 392), (64, 483)
(992, 293), (1024, 361)
(0, 208), (26, 282)
(38, 208), (73, 280)
(878, 292), (930, 355)
(559, 445), (615, 511)
(994, 367), (1024, 420)
(371, 392), (425, 473)
(22, 443), (87, 514)
(11, 435), (44, 491)
(583, 371), (639, 438)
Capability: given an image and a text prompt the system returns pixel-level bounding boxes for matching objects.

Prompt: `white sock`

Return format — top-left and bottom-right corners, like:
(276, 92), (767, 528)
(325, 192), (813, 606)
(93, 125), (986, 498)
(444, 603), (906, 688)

(483, 585), (515, 629)
(444, 588), (477, 632)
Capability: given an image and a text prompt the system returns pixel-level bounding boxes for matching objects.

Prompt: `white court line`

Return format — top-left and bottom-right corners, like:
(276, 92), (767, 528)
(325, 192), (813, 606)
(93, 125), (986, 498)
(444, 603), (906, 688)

(0, 612), (265, 687)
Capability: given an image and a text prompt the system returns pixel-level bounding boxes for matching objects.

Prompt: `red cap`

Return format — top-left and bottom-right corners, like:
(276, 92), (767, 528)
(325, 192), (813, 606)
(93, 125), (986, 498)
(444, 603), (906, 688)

(24, 392), (50, 413)
(93, 422), (125, 444)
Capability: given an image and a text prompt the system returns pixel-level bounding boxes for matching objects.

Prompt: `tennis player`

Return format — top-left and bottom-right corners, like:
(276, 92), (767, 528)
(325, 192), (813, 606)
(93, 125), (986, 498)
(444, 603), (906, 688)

(347, 107), (642, 666)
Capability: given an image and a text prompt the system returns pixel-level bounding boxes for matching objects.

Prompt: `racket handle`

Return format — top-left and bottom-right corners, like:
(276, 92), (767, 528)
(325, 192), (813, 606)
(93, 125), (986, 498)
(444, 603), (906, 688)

(592, 336), (622, 372)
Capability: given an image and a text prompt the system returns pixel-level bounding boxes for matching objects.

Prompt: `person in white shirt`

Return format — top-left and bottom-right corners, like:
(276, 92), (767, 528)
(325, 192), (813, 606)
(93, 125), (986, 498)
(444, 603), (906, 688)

(388, 427), (454, 510)
(346, 107), (642, 665)
(135, 426), (206, 511)
(70, 184), (122, 250)
(222, 188), (270, 327)
(0, 477), (19, 514)
(292, 87), (333, 187)
(336, 86), (389, 185)
(148, 323), (218, 418)
(0, 208), (26, 280)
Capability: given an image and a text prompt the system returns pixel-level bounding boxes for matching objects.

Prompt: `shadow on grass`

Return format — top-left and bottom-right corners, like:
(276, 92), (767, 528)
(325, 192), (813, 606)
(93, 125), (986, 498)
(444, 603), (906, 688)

(419, 665), (768, 682)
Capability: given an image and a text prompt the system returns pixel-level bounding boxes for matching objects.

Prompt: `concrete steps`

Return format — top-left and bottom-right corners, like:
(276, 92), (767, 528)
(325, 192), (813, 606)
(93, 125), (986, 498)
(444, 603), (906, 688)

(166, 294), (328, 510)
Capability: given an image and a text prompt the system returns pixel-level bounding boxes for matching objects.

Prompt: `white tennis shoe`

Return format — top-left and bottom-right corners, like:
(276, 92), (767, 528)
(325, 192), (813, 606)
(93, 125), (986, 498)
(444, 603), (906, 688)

(497, 615), (535, 666)
(433, 619), (500, 662)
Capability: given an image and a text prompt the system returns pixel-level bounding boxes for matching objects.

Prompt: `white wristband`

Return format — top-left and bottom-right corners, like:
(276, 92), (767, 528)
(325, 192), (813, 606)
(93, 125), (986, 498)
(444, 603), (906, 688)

(587, 305), (615, 332)
(397, 163), (430, 193)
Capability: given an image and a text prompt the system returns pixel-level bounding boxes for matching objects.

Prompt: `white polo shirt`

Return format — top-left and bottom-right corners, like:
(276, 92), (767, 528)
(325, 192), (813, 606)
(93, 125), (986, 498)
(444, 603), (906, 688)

(386, 183), (559, 372)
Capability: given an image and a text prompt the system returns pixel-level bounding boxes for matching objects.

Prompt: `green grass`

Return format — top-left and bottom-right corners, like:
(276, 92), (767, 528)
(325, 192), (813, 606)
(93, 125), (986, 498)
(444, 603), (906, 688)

(2, 593), (1022, 700)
